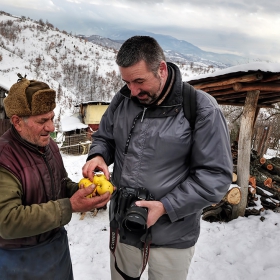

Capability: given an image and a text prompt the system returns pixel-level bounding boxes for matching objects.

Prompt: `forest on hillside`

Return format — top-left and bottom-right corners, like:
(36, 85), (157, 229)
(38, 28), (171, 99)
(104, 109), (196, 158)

(1, 11), (280, 153)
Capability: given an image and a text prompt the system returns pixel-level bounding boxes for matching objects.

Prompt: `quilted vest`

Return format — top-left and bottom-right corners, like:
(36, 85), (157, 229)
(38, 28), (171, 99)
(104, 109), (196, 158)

(0, 126), (67, 248)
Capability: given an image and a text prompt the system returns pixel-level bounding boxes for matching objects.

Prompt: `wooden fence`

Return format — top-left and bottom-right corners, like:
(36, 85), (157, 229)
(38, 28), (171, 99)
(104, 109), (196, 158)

(58, 132), (92, 155)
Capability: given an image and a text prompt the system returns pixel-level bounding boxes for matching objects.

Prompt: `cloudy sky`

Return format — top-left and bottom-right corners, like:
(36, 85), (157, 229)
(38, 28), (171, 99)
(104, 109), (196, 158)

(1, 0), (280, 62)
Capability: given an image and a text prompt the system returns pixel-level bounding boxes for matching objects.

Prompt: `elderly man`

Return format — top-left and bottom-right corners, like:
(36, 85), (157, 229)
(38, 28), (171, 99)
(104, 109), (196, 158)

(0, 75), (111, 280)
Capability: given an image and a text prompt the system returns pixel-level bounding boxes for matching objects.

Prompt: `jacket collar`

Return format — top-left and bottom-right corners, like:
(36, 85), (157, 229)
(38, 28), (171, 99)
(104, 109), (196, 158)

(11, 125), (48, 154)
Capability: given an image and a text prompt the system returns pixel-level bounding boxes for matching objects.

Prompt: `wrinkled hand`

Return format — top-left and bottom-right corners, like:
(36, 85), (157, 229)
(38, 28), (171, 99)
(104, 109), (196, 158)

(135, 201), (166, 228)
(82, 156), (110, 181)
(70, 185), (111, 212)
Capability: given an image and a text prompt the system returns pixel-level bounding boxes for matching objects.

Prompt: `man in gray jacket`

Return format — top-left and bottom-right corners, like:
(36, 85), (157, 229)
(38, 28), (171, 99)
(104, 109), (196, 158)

(83, 36), (232, 280)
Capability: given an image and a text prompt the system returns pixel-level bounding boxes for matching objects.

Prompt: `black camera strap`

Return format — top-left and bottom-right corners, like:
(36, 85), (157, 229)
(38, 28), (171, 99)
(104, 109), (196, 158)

(109, 219), (152, 280)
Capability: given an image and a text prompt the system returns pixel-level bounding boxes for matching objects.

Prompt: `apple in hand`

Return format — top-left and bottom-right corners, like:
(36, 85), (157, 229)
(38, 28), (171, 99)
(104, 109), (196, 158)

(93, 174), (114, 195)
(78, 177), (95, 198)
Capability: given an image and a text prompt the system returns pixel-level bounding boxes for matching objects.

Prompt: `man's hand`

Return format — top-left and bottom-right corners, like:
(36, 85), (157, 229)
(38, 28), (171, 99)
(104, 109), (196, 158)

(70, 185), (110, 212)
(135, 201), (166, 228)
(82, 156), (110, 181)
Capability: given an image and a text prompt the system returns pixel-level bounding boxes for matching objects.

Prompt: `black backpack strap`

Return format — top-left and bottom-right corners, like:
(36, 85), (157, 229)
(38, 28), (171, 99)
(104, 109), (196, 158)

(182, 82), (197, 130)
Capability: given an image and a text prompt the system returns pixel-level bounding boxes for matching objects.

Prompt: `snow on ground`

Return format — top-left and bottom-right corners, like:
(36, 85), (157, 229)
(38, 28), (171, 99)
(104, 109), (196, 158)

(63, 153), (280, 280)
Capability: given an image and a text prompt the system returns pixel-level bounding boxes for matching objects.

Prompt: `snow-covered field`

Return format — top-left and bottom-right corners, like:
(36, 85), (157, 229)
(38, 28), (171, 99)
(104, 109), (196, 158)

(63, 152), (280, 280)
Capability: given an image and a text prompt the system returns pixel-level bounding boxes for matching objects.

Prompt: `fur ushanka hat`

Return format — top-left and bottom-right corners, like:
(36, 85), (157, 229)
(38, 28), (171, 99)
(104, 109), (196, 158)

(3, 74), (56, 118)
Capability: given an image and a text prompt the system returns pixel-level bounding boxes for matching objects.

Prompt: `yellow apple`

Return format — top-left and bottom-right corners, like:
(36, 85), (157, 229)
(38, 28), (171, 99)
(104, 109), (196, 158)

(93, 174), (114, 195)
(78, 177), (95, 198)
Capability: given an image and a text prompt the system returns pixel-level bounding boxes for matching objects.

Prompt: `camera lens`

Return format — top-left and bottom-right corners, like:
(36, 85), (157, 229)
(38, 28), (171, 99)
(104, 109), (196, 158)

(123, 204), (148, 232)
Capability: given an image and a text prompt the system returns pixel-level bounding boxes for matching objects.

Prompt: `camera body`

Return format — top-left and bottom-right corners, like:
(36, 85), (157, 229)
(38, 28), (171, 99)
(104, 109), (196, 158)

(116, 187), (154, 233)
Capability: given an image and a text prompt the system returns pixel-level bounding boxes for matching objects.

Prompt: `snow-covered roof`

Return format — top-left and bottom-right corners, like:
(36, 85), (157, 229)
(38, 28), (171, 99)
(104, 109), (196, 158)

(187, 62), (280, 107)
(0, 81), (10, 91)
(61, 113), (88, 132)
(187, 62), (280, 82)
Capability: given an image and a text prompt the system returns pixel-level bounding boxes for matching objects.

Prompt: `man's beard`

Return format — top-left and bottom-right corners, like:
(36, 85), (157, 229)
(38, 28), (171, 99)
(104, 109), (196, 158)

(137, 80), (162, 105)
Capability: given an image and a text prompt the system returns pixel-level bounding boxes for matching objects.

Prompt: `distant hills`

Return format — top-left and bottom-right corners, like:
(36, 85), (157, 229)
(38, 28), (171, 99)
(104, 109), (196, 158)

(81, 28), (252, 67)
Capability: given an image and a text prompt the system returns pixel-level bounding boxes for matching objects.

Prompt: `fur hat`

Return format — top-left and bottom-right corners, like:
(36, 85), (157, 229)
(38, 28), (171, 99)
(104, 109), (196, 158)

(3, 74), (56, 118)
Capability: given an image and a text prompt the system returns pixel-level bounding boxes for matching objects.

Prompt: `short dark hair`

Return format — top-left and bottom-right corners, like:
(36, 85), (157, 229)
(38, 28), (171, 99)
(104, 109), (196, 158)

(116, 36), (166, 75)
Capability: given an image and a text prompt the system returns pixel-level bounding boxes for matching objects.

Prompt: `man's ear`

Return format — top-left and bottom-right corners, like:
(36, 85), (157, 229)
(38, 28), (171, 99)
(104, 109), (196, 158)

(159, 61), (168, 79)
(11, 115), (24, 132)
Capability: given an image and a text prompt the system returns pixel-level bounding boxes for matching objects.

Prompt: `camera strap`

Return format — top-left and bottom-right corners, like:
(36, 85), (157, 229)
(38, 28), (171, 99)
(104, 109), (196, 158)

(109, 219), (152, 280)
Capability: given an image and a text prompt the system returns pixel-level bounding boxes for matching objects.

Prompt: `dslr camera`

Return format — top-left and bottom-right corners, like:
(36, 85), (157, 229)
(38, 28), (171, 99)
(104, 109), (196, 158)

(116, 187), (154, 233)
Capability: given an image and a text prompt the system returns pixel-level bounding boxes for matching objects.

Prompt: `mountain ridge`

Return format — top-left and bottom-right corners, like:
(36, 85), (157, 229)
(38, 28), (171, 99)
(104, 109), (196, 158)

(81, 28), (255, 67)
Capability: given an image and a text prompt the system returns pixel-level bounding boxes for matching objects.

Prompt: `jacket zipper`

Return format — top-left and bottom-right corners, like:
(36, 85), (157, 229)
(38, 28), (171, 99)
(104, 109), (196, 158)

(124, 109), (145, 155)
(42, 154), (56, 200)
(141, 107), (147, 122)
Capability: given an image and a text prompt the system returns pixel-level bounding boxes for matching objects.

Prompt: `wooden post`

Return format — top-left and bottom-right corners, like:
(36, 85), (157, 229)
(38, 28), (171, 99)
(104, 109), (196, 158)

(231, 90), (260, 219)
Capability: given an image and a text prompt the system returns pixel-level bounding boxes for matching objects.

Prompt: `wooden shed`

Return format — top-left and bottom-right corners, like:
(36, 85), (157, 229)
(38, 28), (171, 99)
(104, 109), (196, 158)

(187, 62), (280, 219)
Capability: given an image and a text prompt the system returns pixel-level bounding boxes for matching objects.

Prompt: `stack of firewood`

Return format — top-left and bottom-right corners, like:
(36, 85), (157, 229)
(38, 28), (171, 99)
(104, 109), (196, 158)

(202, 148), (280, 222)
(246, 153), (280, 216)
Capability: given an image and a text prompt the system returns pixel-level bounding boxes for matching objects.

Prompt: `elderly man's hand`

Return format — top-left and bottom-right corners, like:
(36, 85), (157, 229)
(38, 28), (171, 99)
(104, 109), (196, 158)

(70, 185), (111, 212)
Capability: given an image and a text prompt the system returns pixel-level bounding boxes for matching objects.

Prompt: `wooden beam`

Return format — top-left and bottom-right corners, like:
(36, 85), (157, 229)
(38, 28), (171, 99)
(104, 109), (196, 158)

(210, 89), (238, 96)
(193, 72), (263, 89)
(216, 101), (274, 108)
(258, 91), (280, 97)
(217, 93), (247, 100)
(261, 97), (280, 104)
(261, 74), (280, 82)
(231, 90), (260, 219)
(233, 82), (280, 92)
(200, 84), (233, 92)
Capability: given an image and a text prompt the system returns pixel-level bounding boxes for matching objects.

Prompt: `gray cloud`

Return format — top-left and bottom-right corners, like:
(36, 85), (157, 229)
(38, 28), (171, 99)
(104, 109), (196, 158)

(1, 0), (279, 62)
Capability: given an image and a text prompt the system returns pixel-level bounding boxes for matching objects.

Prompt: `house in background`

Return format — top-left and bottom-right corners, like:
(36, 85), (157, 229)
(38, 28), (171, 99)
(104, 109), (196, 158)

(77, 101), (110, 132)
(59, 101), (110, 155)
(59, 113), (90, 155)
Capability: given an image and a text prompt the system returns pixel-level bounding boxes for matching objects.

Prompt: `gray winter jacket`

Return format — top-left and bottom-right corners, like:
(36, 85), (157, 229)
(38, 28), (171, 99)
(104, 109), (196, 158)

(88, 62), (232, 249)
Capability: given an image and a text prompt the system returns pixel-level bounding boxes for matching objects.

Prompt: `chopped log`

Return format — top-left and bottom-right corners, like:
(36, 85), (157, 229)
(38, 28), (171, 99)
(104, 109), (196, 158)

(249, 176), (256, 188)
(202, 201), (234, 223)
(245, 208), (263, 217)
(256, 187), (274, 199)
(260, 197), (279, 210)
(255, 186), (280, 211)
(267, 164), (274, 171)
(232, 172), (237, 183)
(264, 178), (273, 188)
(223, 187), (241, 205)
(256, 167), (280, 185)
(260, 158), (280, 176)
(202, 207), (222, 222)
(256, 184), (280, 201)
(247, 199), (257, 207)
(249, 186), (256, 195)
